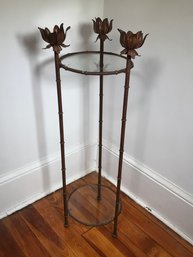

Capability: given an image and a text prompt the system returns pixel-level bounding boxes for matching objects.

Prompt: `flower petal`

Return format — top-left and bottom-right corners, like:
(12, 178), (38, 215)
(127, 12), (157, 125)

(43, 44), (52, 49)
(92, 19), (98, 33)
(136, 31), (143, 40)
(118, 29), (127, 48)
(118, 29), (147, 57)
(38, 27), (50, 43)
(63, 26), (71, 41)
(126, 31), (133, 37)
(53, 25), (60, 33)
(49, 32), (57, 45)
(96, 17), (102, 23)
(57, 23), (65, 44)
(66, 26), (71, 32)
(138, 33), (148, 48)
(120, 48), (128, 55)
(103, 18), (108, 33)
(61, 43), (70, 48)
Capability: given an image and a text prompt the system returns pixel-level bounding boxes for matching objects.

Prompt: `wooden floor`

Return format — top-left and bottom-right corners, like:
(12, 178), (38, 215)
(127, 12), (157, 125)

(0, 172), (193, 257)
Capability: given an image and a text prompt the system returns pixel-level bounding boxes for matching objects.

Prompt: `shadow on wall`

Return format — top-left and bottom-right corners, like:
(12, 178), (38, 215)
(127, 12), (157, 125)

(18, 32), (52, 192)
(132, 57), (162, 164)
(17, 22), (97, 188)
(102, 56), (162, 195)
(79, 22), (97, 173)
(78, 22), (93, 50)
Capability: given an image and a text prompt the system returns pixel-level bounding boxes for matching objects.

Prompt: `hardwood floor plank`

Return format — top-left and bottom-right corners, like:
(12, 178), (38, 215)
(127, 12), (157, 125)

(0, 172), (192, 257)
(46, 187), (90, 234)
(47, 191), (91, 236)
(122, 193), (193, 255)
(0, 219), (26, 257)
(20, 205), (78, 257)
(3, 212), (51, 257)
(68, 184), (116, 225)
(106, 215), (172, 257)
(67, 176), (87, 192)
(83, 172), (193, 257)
(83, 226), (138, 257)
(106, 223), (149, 257)
(121, 195), (193, 257)
(33, 196), (100, 257)
(101, 171), (193, 256)
(82, 171), (100, 184)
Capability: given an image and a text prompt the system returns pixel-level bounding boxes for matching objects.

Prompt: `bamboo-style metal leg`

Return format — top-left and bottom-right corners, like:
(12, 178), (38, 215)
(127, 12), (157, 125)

(97, 39), (104, 200)
(54, 52), (68, 227)
(113, 56), (132, 237)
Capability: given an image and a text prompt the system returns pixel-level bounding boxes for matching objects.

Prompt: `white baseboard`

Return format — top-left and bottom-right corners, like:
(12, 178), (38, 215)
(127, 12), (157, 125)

(102, 140), (193, 245)
(1, 139), (193, 245)
(0, 143), (96, 219)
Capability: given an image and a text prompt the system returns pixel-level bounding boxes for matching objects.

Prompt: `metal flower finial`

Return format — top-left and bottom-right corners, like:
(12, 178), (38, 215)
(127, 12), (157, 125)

(92, 17), (113, 42)
(38, 23), (70, 54)
(118, 29), (148, 58)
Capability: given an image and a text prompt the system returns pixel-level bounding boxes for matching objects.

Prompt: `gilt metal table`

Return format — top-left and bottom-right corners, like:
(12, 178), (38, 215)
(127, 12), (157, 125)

(38, 19), (147, 237)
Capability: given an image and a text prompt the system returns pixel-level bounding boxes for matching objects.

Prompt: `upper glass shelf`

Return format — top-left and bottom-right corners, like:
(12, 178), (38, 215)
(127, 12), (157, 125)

(60, 51), (127, 75)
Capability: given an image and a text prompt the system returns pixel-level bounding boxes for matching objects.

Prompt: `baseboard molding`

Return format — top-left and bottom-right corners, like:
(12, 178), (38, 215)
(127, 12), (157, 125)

(0, 143), (96, 219)
(1, 140), (193, 245)
(102, 140), (193, 245)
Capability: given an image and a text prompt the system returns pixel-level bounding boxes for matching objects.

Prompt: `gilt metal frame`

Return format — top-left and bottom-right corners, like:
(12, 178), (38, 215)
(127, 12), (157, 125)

(38, 18), (147, 237)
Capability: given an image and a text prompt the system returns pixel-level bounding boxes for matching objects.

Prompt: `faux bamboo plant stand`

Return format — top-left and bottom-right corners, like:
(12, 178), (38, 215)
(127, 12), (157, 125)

(38, 18), (147, 237)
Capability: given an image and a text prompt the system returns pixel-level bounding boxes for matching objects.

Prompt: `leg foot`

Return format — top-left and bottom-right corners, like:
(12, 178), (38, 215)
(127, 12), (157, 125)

(112, 232), (118, 238)
(64, 217), (68, 227)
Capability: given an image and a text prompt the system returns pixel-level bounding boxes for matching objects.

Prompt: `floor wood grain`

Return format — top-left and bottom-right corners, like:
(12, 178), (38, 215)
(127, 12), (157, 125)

(0, 172), (192, 257)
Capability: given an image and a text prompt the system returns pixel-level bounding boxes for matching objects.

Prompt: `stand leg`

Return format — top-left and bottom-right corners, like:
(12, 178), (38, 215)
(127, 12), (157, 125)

(113, 57), (132, 237)
(97, 39), (104, 200)
(54, 52), (68, 227)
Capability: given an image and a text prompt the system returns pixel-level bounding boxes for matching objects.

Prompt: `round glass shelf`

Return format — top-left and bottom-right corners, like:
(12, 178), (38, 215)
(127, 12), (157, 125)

(68, 184), (121, 226)
(60, 51), (127, 75)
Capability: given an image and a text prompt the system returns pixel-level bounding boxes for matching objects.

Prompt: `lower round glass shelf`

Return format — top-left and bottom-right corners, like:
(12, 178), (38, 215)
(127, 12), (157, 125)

(68, 184), (121, 226)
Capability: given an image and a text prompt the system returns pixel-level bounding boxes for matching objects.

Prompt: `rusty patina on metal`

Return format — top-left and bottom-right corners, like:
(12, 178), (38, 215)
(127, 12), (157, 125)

(38, 23), (70, 53)
(92, 17), (113, 42)
(118, 29), (148, 58)
(38, 19), (147, 237)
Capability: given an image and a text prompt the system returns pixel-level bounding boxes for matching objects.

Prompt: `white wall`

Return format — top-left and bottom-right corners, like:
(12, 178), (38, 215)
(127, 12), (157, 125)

(0, 0), (103, 216)
(103, 0), (193, 243)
